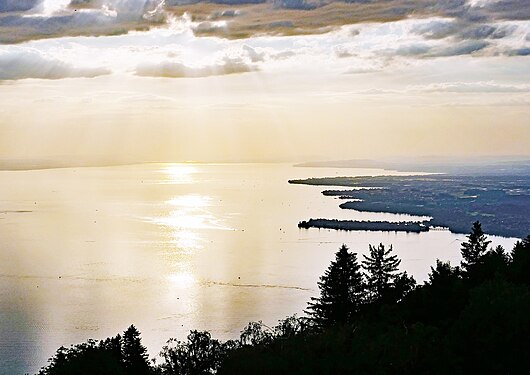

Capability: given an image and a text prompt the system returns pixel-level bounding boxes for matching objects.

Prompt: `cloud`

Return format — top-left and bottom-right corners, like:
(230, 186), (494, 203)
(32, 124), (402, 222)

(411, 19), (461, 39)
(0, 0), (41, 13)
(273, 0), (316, 10)
(506, 47), (530, 56)
(0, 48), (110, 80)
(428, 40), (489, 56)
(394, 43), (432, 56)
(344, 66), (382, 74)
(0, 0), (527, 44)
(410, 81), (530, 93)
(0, 0), (166, 43)
(191, 20), (227, 33)
(335, 46), (354, 58)
(269, 50), (297, 60)
(71, 0), (162, 16)
(0, 7), (121, 43)
(472, 0), (530, 21)
(135, 57), (256, 78)
(412, 18), (518, 41)
(242, 44), (265, 62)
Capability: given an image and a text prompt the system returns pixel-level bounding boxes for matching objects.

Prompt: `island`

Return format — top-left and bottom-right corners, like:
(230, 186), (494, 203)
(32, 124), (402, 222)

(298, 219), (430, 233)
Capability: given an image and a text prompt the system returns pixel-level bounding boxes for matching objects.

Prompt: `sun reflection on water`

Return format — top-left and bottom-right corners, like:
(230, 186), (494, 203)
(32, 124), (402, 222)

(168, 195), (210, 208)
(170, 231), (202, 252)
(167, 271), (196, 289)
(160, 164), (198, 185)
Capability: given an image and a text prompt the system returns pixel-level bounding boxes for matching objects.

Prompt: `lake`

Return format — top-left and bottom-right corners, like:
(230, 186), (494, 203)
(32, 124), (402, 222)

(0, 163), (518, 374)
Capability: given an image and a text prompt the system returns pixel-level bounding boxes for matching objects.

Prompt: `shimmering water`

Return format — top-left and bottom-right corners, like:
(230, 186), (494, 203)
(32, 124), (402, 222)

(0, 163), (518, 374)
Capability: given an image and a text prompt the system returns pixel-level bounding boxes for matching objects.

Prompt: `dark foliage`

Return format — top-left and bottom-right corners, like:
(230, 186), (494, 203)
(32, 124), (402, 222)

(509, 235), (530, 285)
(460, 221), (491, 272)
(158, 330), (232, 375)
(362, 243), (413, 304)
(122, 325), (152, 375)
(38, 326), (153, 375)
(306, 244), (364, 328)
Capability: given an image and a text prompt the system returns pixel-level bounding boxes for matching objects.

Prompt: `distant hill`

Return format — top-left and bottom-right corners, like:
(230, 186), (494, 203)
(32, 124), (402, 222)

(295, 157), (530, 176)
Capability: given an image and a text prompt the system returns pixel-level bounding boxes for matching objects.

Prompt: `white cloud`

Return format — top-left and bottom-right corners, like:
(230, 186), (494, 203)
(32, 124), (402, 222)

(344, 66), (382, 75)
(410, 81), (530, 93)
(0, 48), (110, 80)
(242, 45), (265, 63)
(1, 15), (528, 83)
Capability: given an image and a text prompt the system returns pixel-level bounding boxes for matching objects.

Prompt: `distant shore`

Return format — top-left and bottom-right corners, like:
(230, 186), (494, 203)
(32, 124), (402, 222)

(290, 174), (529, 239)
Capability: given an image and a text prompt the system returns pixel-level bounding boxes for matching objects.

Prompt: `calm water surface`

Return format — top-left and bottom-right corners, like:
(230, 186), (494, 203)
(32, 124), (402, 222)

(0, 164), (518, 374)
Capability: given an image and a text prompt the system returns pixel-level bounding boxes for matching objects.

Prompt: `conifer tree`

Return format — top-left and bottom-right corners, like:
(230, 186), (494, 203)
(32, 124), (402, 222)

(122, 325), (151, 375)
(509, 235), (530, 285)
(461, 221), (491, 271)
(362, 243), (402, 303)
(306, 244), (364, 328)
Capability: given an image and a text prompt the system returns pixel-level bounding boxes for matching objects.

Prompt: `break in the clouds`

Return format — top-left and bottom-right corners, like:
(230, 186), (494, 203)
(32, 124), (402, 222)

(0, 48), (110, 80)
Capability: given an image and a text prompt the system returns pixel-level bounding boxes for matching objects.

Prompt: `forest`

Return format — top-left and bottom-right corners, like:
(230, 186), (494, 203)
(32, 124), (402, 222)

(37, 222), (530, 375)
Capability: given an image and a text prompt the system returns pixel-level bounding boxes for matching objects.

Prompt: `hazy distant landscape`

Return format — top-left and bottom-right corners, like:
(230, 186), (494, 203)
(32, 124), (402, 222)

(290, 174), (529, 238)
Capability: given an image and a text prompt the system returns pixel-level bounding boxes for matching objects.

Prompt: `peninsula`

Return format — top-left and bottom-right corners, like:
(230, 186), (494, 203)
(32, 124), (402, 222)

(290, 174), (529, 238)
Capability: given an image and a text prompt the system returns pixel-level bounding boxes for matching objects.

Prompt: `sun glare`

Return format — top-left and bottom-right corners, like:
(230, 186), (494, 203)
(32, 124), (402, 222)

(168, 195), (211, 208)
(161, 164), (197, 185)
(167, 271), (196, 289)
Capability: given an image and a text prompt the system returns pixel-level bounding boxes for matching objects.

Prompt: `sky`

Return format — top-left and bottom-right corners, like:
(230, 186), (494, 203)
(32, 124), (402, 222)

(0, 0), (529, 165)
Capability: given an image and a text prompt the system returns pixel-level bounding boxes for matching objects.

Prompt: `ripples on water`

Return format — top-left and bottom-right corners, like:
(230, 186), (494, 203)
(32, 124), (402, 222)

(0, 164), (518, 374)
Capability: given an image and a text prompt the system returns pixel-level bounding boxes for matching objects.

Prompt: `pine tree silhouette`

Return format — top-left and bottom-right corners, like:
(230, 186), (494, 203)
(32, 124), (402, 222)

(362, 243), (401, 303)
(306, 244), (364, 328)
(122, 325), (151, 375)
(461, 221), (491, 272)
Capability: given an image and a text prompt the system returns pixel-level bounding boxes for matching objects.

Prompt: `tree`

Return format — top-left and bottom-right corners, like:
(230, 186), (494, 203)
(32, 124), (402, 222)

(390, 271), (416, 302)
(240, 322), (274, 347)
(450, 279), (530, 374)
(475, 245), (510, 281)
(38, 338), (125, 375)
(159, 330), (230, 375)
(404, 260), (467, 326)
(362, 243), (402, 303)
(122, 325), (152, 375)
(460, 221), (491, 272)
(306, 244), (364, 328)
(509, 235), (530, 286)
